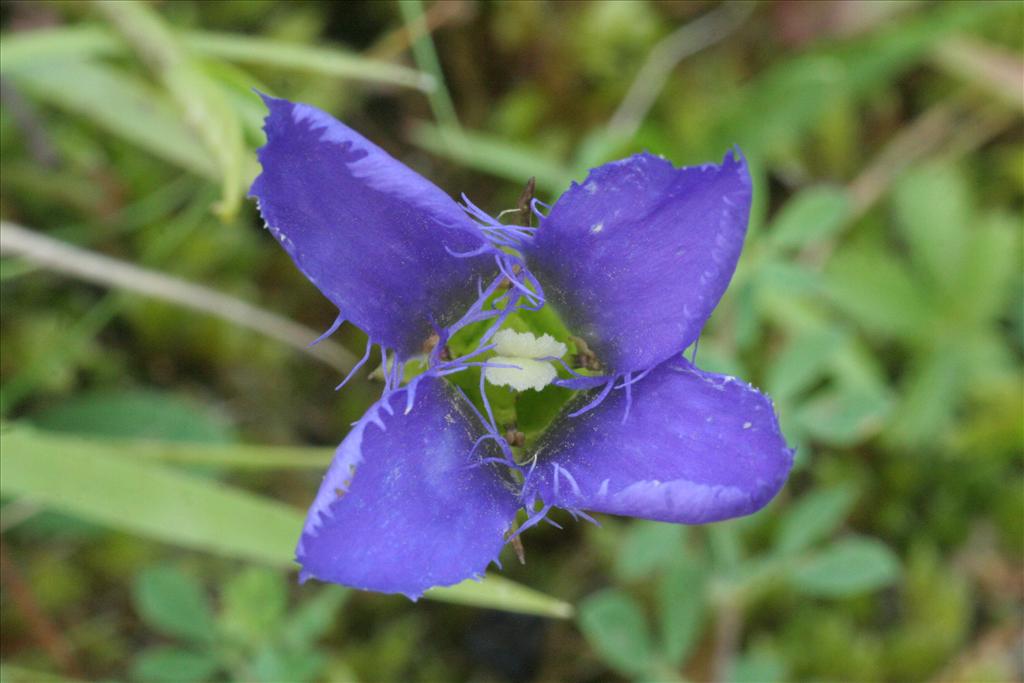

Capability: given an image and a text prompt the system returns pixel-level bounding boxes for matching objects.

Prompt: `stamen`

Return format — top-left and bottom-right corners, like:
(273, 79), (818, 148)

(553, 464), (582, 497)
(478, 369), (499, 433)
(568, 376), (616, 417)
(444, 272), (505, 342)
(543, 516), (563, 530)
(403, 375), (421, 415)
(621, 374), (633, 424)
(452, 385), (491, 433)
(483, 329), (566, 392)
(444, 243), (493, 259)
(509, 502), (553, 540)
(568, 508), (601, 527)
(461, 193), (501, 226)
(530, 198), (551, 221)
(309, 312), (345, 348)
(334, 337), (374, 391)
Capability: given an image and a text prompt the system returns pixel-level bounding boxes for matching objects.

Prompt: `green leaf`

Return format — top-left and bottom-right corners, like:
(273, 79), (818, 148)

(758, 261), (825, 299)
(766, 327), (847, 401)
(131, 646), (220, 683)
(951, 212), (1021, 326)
(775, 485), (859, 555)
(31, 390), (235, 443)
(1, 426), (304, 565)
(717, 54), (844, 159)
(250, 646), (325, 683)
(578, 589), (654, 677)
(887, 350), (963, 448)
(707, 523), (743, 572)
(715, 1), (1014, 158)
(10, 435), (329, 470)
(730, 645), (788, 683)
(0, 665), (81, 683)
(768, 185), (851, 250)
(791, 536), (901, 597)
(893, 164), (970, 288)
(658, 558), (707, 667)
(613, 521), (686, 581)
(133, 566), (217, 644)
(0, 426), (571, 617)
(826, 243), (931, 340)
(280, 586), (349, 649)
(0, 257), (38, 281)
(220, 568), (288, 645)
(795, 380), (891, 447)
(6, 60), (217, 179)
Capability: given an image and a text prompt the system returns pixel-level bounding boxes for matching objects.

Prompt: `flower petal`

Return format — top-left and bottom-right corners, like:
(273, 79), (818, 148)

(523, 358), (792, 524)
(522, 151), (752, 373)
(250, 94), (498, 359)
(296, 376), (518, 598)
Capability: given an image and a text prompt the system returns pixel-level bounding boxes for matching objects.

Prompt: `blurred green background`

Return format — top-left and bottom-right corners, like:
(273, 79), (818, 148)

(1, 1), (1022, 681)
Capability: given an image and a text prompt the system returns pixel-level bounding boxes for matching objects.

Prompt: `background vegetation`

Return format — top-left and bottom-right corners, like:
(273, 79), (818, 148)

(1, 1), (1021, 681)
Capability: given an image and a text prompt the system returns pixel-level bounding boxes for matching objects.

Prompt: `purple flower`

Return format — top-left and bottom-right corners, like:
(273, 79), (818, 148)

(250, 95), (793, 599)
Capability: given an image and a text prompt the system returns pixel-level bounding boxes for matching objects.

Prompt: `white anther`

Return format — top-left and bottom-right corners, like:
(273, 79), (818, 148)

(484, 330), (567, 392)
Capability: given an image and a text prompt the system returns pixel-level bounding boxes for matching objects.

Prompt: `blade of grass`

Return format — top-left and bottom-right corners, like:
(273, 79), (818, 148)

(397, 0), (462, 149)
(429, 578), (572, 619)
(0, 222), (358, 374)
(0, 25), (434, 92)
(408, 120), (570, 194)
(368, 0), (470, 62)
(184, 30), (434, 92)
(0, 425), (312, 564)
(95, 0), (246, 218)
(607, 1), (753, 142)
(5, 59), (218, 179)
(0, 426), (573, 618)
(0, 25), (117, 70)
(31, 433), (332, 469)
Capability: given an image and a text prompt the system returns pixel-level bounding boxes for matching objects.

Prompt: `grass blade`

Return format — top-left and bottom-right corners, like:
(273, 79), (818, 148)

(0, 222), (359, 374)
(5, 59), (217, 179)
(96, 0), (246, 218)
(409, 121), (571, 194)
(0, 25), (434, 92)
(0, 25), (118, 70)
(185, 30), (434, 92)
(0, 426), (572, 618)
(397, 0), (461, 142)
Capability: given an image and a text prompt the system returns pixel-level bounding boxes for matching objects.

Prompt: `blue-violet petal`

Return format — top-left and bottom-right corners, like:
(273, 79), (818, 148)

(250, 94), (498, 359)
(523, 358), (793, 524)
(522, 151), (752, 373)
(296, 376), (518, 599)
